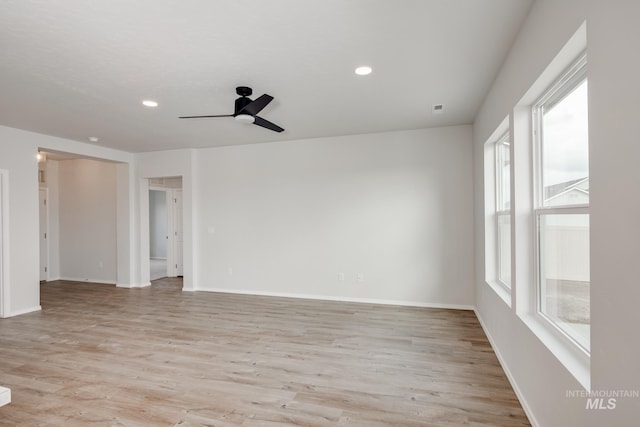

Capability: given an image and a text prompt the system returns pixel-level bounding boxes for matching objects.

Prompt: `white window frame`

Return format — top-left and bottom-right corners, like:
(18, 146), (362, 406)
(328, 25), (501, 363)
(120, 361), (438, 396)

(512, 23), (589, 390)
(494, 132), (511, 290)
(483, 116), (511, 306)
(532, 53), (589, 353)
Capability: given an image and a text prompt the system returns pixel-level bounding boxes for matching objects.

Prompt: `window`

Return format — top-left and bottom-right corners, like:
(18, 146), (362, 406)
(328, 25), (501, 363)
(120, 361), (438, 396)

(495, 133), (511, 288)
(533, 54), (589, 351)
(484, 119), (511, 303)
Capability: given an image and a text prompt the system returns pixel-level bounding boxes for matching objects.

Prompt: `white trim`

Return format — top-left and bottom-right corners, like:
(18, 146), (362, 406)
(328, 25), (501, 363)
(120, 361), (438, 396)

(149, 185), (171, 191)
(474, 309), (538, 427)
(166, 188), (176, 277)
(535, 205), (589, 216)
(520, 313), (590, 389)
(140, 178), (151, 286)
(495, 131), (511, 212)
(168, 188), (183, 278)
(141, 176), (186, 288)
(0, 386), (11, 407)
(495, 211), (512, 293)
(495, 131), (512, 292)
(117, 282), (151, 288)
(39, 187), (50, 282)
(7, 305), (42, 317)
(533, 53), (587, 113)
(527, 43), (591, 371)
(58, 277), (116, 285)
(533, 54), (588, 209)
(483, 117), (512, 300)
(485, 279), (511, 307)
(196, 287), (475, 310)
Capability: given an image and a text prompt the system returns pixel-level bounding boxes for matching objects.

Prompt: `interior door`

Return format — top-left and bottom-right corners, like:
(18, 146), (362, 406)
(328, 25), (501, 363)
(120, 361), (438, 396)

(39, 189), (48, 281)
(173, 189), (183, 276)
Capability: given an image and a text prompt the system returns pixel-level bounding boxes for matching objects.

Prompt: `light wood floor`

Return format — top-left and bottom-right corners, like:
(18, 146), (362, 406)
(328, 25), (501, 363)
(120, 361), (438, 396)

(0, 279), (530, 426)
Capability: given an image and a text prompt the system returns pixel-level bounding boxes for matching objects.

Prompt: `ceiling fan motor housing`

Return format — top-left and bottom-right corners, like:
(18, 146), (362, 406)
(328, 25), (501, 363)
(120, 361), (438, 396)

(234, 95), (253, 116)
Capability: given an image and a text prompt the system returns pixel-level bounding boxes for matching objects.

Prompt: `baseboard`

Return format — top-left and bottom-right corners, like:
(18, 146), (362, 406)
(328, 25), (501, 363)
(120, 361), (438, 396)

(58, 277), (116, 285)
(197, 287), (474, 310)
(4, 305), (42, 318)
(116, 282), (151, 289)
(474, 309), (539, 427)
(0, 386), (10, 407)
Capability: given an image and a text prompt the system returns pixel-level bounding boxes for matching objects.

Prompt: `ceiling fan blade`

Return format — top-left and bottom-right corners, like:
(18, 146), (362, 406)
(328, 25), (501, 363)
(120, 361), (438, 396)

(178, 114), (233, 119)
(239, 94), (274, 116)
(254, 116), (284, 133)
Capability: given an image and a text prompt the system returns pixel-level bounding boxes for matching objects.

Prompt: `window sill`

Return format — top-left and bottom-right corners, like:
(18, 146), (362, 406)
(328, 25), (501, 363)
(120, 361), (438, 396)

(520, 312), (590, 390)
(486, 280), (512, 308)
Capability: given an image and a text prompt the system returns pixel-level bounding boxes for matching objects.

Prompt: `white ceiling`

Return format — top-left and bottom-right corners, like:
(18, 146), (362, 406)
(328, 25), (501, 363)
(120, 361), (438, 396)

(1, 0), (532, 153)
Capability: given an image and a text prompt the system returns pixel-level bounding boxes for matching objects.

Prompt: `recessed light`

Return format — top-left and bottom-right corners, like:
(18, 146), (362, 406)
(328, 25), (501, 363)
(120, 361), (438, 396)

(88, 137), (99, 143)
(355, 66), (372, 76)
(142, 100), (158, 107)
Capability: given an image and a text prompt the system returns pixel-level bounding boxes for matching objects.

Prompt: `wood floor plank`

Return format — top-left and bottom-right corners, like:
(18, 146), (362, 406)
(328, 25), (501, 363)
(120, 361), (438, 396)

(0, 279), (530, 426)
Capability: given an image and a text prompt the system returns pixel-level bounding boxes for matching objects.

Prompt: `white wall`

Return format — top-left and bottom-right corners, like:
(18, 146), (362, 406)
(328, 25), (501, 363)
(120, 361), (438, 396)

(58, 159), (117, 283)
(473, 0), (640, 426)
(588, 1), (640, 423)
(0, 128), (44, 315)
(193, 126), (474, 307)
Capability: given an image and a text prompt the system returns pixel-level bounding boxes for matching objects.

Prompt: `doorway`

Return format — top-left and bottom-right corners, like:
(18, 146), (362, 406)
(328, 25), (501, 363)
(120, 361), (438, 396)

(148, 177), (183, 281)
(36, 150), (128, 286)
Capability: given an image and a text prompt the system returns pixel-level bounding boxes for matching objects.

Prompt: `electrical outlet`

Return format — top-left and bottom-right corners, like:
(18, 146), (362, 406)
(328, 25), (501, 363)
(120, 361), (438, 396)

(356, 273), (364, 282)
(228, 267), (233, 276)
(338, 272), (345, 281)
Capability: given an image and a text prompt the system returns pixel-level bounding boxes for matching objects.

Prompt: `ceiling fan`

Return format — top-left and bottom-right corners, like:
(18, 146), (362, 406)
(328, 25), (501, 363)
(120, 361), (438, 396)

(179, 86), (284, 132)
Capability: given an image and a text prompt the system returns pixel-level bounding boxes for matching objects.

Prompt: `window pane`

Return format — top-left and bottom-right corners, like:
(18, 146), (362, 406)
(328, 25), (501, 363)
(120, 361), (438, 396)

(542, 80), (589, 207)
(497, 139), (510, 211)
(497, 213), (511, 287)
(539, 214), (590, 350)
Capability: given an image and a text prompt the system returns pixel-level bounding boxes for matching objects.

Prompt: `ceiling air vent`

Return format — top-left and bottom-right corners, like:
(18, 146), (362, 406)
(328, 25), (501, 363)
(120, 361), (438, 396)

(432, 104), (444, 114)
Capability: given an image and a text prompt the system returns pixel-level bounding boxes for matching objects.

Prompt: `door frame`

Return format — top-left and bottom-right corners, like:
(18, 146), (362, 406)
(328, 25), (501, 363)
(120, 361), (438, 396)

(0, 170), (9, 318)
(144, 180), (184, 282)
(149, 186), (170, 278)
(168, 188), (183, 277)
(39, 188), (49, 282)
